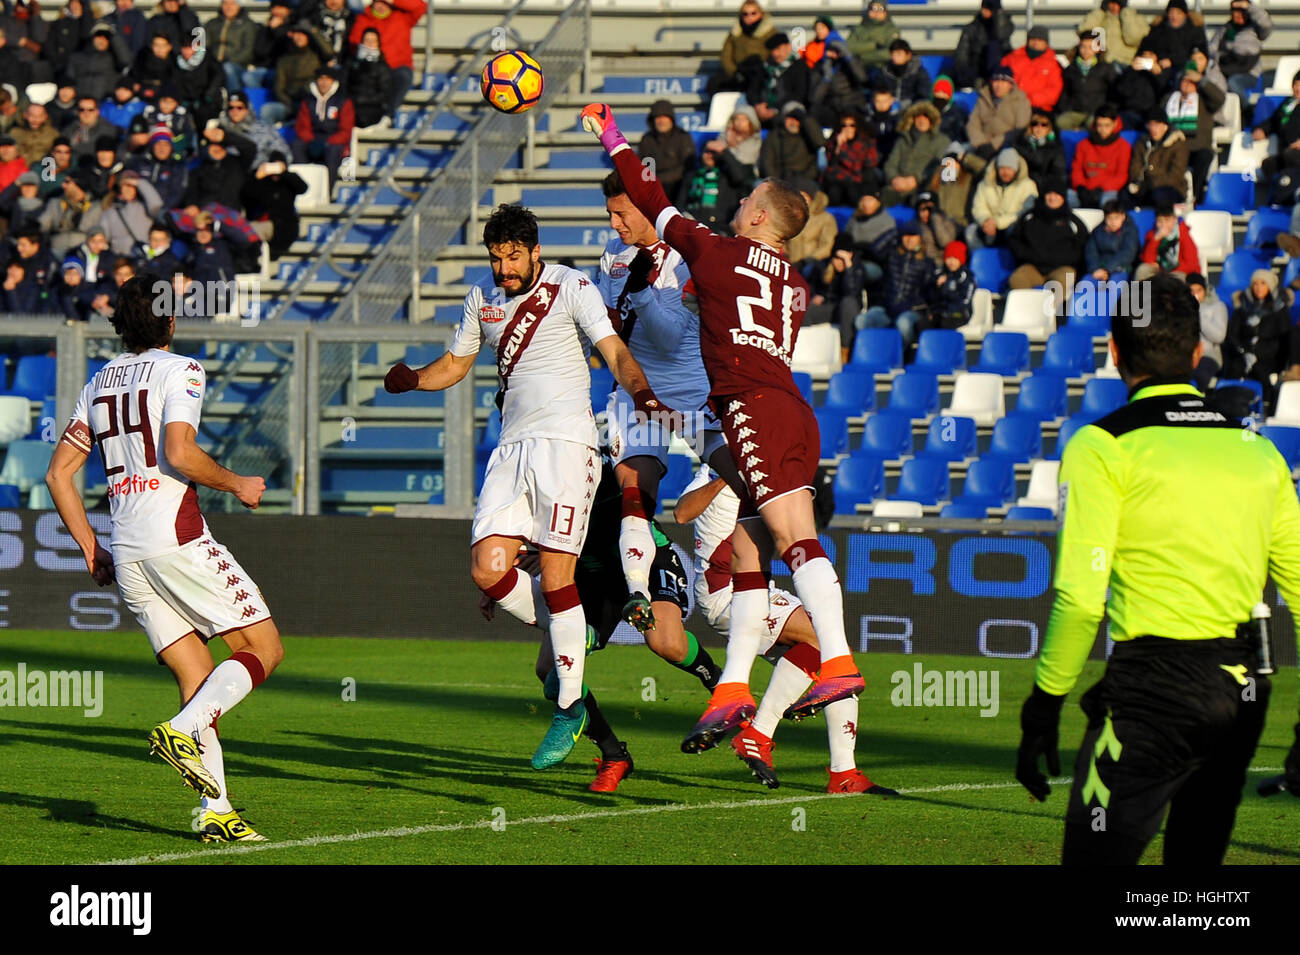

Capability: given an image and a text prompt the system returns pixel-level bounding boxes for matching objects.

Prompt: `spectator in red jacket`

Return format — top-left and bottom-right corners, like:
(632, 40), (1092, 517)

(348, 0), (426, 118)
(1002, 25), (1064, 113)
(1134, 203), (1200, 280)
(292, 65), (354, 188)
(1068, 104), (1132, 207)
(0, 133), (29, 192)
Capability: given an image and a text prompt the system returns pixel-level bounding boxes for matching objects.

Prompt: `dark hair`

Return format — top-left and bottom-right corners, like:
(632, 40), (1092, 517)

(16, 226), (42, 245)
(1094, 103), (1119, 120)
(1101, 198), (1125, 216)
(482, 203), (539, 250)
(763, 179), (809, 241)
(1112, 273), (1200, 379)
(112, 272), (173, 353)
(601, 169), (627, 200)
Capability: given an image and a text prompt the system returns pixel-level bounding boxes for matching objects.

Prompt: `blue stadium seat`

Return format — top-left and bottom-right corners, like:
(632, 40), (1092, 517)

(1261, 425), (1300, 470)
(971, 331), (1031, 377)
(824, 368), (876, 413)
(833, 453), (886, 513)
(590, 366), (615, 412)
(1049, 414), (1094, 460)
(985, 415), (1042, 463)
(919, 414), (977, 461)
(245, 86), (268, 114)
(1129, 207), (1155, 241)
(1216, 378), (1264, 417)
(3, 354), (56, 400)
(1200, 173), (1255, 215)
(660, 454), (696, 501)
(910, 329), (967, 375)
(920, 55), (953, 82)
(1253, 94), (1286, 128)
(1005, 506), (1055, 521)
(1217, 251), (1273, 302)
(1013, 373), (1069, 421)
(1060, 129), (1087, 171)
(282, 300), (336, 321)
(849, 327), (904, 374)
(520, 186), (606, 206)
(0, 439), (53, 491)
(1118, 130), (1139, 148)
(816, 407), (851, 458)
(861, 412), (914, 459)
(0, 483), (19, 508)
(1040, 330), (1095, 378)
(955, 456), (1016, 508)
(879, 370), (940, 419)
(953, 90), (977, 115)
(970, 246), (1016, 293)
(827, 205), (854, 230)
(793, 372), (814, 406)
(941, 501), (988, 519)
(886, 205), (916, 225)
(889, 456), (949, 505)
(1081, 377), (1129, 418)
(1286, 259), (1300, 290)
(1244, 207), (1294, 250)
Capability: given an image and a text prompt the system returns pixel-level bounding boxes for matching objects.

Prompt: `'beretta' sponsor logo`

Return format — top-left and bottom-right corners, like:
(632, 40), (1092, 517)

(480, 305), (505, 323)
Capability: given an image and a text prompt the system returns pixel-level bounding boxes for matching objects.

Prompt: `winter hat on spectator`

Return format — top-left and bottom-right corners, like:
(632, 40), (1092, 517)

(91, 22), (114, 38)
(1027, 25), (1050, 43)
(932, 75), (954, 100)
(815, 15), (836, 30)
(1145, 107), (1170, 126)
(1250, 269), (1278, 294)
(159, 84), (180, 103)
(316, 65), (341, 81)
(61, 258), (85, 276)
(996, 147), (1019, 169)
(766, 32), (791, 51)
(890, 39), (911, 53)
(860, 180), (882, 200)
(149, 126), (173, 145)
(981, 0), (1001, 10)
(780, 100), (806, 119)
(16, 170), (38, 186)
(289, 22), (313, 35)
(649, 100), (675, 119)
(87, 225), (108, 241)
(1186, 272), (1207, 290)
(899, 220), (923, 237)
(1165, 0), (1188, 12)
(119, 169), (140, 184)
(1042, 177), (1069, 199)
(95, 135), (118, 153)
(0, 134), (14, 147)
(832, 232), (855, 254)
(115, 77), (135, 93)
(944, 240), (968, 264)
(228, 91), (250, 107)
(991, 66), (1015, 83)
(129, 114), (150, 134)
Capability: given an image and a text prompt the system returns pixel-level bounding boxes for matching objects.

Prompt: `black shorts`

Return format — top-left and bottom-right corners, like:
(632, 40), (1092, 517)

(1063, 636), (1270, 862)
(575, 542), (689, 649)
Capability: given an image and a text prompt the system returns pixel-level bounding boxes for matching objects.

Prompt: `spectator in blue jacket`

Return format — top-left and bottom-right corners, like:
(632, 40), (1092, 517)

(927, 239), (977, 330)
(856, 218), (935, 348)
(0, 258), (44, 312)
(1083, 199), (1140, 281)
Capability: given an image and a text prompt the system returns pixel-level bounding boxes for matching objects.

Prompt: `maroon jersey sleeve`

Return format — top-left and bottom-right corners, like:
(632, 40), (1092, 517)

(610, 145), (720, 266)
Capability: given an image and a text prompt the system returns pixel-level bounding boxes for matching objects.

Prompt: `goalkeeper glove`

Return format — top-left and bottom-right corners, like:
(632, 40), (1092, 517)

(580, 103), (628, 152)
(1258, 716), (1300, 797)
(623, 249), (655, 295)
(1016, 684), (1065, 801)
(384, 362), (419, 394)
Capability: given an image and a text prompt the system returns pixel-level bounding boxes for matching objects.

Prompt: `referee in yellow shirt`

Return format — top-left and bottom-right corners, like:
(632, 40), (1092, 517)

(1016, 273), (1300, 864)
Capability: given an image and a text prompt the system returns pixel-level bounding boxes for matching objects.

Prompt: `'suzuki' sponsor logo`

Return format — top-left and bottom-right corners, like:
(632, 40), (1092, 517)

(106, 474), (161, 500)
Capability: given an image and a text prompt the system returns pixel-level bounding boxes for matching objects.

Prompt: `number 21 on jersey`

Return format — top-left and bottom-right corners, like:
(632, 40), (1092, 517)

(733, 266), (795, 358)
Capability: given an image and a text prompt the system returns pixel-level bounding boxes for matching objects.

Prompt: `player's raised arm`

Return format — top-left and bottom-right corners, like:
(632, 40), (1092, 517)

(673, 473), (728, 524)
(164, 422), (266, 509)
(384, 350), (477, 394)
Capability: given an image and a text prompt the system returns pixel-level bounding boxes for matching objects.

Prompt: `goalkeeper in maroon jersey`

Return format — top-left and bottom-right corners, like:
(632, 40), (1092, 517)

(581, 103), (866, 754)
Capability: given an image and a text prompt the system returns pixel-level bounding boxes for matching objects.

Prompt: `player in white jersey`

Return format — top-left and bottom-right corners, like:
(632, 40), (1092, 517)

(44, 274), (284, 843)
(597, 170), (726, 639)
(674, 465), (896, 795)
(382, 204), (672, 771)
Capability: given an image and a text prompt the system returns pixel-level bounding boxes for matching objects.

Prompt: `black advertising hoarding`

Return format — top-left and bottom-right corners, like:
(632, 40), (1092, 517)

(0, 511), (1294, 666)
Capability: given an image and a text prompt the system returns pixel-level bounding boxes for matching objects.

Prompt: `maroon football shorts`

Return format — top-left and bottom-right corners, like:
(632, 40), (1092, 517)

(712, 387), (819, 519)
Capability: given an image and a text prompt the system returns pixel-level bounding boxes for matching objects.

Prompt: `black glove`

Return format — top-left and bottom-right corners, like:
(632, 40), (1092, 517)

(623, 249), (654, 295)
(1258, 718), (1300, 797)
(1016, 684), (1066, 801)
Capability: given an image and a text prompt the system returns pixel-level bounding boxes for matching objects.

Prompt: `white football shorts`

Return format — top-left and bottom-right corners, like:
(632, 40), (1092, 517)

(695, 582), (802, 651)
(472, 437), (600, 554)
(117, 535), (272, 657)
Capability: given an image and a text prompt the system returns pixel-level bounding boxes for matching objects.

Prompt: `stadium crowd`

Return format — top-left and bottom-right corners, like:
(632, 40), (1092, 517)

(0, 0), (425, 321)
(669, 0), (1300, 404)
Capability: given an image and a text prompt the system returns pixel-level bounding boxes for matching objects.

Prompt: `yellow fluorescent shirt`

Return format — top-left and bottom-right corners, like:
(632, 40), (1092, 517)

(1037, 382), (1300, 696)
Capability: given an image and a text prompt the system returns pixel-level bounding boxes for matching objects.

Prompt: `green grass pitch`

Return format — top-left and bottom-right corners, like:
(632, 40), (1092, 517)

(0, 630), (1295, 865)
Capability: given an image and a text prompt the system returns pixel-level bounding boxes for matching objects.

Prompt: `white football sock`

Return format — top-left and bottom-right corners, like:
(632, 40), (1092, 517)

(549, 605), (587, 709)
(791, 558), (852, 662)
(488, 567), (537, 626)
(198, 724), (233, 814)
(172, 658), (255, 737)
(619, 514), (656, 598)
(717, 584), (769, 687)
(531, 576), (550, 631)
(823, 697), (860, 772)
(752, 656), (814, 738)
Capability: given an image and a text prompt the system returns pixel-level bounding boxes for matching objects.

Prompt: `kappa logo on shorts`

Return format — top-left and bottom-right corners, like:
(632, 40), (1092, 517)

(727, 400), (744, 414)
(226, 575), (242, 587)
(233, 590), (250, 603)
(480, 305), (506, 323)
(240, 606), (258, 619)
(745, 455), (762, 468)
(764, 615), (779, 633)
(206, 547), (221, 559)
(750, 470), (768, 482)
(216, 560), (230, 572)
(755, 483), (771, 496)
(737, 427), (755, 439)
(732, 412), (750, 425)
(741, 441), (757, 454)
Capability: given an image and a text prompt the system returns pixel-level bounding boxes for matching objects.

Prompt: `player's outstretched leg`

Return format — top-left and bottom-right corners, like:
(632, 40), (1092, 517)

(821, 696), (897, 795)
(537, 645), (632, 789)
(193, 720), (269, 841)
(778, 537), (863, 719)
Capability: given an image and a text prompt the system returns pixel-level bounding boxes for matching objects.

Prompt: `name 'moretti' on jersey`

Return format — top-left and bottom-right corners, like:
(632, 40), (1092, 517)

(64, 350), (210, 563)
(607, 147), (811, 403)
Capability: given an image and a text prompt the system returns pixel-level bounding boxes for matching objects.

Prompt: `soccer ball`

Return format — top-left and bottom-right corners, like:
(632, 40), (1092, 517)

(481, 50), (544, 114)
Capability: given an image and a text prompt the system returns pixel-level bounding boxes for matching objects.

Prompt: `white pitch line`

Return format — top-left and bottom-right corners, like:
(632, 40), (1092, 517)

(93, 777), (1067, 867)
(91, 766), (1287, 866)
